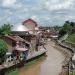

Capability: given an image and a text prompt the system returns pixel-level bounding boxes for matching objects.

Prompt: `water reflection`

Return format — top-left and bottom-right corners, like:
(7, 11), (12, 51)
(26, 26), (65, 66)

(19, 56), (46, 75)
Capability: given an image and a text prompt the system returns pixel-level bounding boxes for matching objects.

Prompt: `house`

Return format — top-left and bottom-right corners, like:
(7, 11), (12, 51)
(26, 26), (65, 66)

(12, 20), (40, 52)
(0, 35), (30, 66)
(0, 35), (30, 53)
(22, 19), (37, 30)
(2, 35), (29, 59)
(12, 31), (38, 51)
(22, 19), (38, 34)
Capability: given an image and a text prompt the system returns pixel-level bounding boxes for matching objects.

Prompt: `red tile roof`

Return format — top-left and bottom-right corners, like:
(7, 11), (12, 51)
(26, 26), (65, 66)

(22, 19), (37, 26)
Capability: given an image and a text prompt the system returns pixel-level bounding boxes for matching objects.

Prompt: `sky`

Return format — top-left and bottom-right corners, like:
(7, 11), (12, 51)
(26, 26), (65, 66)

(0, 0), (75, 26)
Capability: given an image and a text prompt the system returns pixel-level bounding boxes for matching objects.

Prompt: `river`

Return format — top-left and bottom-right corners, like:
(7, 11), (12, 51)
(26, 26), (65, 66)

(19, 40), (65, 75)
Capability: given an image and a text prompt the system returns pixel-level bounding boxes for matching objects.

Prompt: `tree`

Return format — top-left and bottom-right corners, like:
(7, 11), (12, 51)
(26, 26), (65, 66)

(64, 21), (72, 31)
(59, 21), (73, 37)
(59, 28), (67, 37)
(0, 23), (13, 35)
(0, 39), (8, 64)
(70, 22), (75, 27)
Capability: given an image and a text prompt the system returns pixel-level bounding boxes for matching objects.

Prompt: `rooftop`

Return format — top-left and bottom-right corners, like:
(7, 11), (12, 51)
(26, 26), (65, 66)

(12, 24), (29, 32)
(22, 19), (37, 26)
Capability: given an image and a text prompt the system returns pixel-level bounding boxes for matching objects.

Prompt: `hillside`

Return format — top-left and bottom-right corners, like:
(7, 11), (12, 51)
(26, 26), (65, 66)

(66, 34), (75, 44)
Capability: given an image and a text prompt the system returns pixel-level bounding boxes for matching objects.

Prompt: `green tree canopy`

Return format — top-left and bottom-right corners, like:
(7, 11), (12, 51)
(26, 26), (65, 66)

(59, 21), (74, 37)
(0, 39), (7, 57)
(0, 39), (8, 64)
(0, 23), (13, 35)
(63, 21), (72, 32)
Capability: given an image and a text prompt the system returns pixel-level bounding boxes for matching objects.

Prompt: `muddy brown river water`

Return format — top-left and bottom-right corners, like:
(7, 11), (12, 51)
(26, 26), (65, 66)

(19, 41), (65, 75)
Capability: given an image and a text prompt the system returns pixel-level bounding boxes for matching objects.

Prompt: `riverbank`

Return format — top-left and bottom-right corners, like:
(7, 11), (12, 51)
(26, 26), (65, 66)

(5, 39), (71, 75)
(55, 39), (74, 75)
(54, 44), (72, 75)
(54, 44), (72, 65)
(48, 39), (73, 75)
(6, 55), (46, 75)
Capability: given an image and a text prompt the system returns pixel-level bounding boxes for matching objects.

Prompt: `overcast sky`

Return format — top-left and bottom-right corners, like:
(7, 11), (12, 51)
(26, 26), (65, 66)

(0, 0), (75, 26)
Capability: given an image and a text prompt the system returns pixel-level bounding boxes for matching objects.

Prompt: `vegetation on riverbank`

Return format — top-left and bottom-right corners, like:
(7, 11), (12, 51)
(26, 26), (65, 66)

(6, 69), (18, 75)
(71, 71), (75, 75)
(66, 34), (75, 44)
(59, 21), (75, 38)
(0, 24), (13, 64)
(58, 21), (75, 75)
(58, 21), (75, 44)
(0, 39), (8, 64)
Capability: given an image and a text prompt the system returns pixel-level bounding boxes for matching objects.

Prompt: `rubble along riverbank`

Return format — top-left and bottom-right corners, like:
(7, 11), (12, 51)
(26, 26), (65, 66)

(54, 41), (73, 75)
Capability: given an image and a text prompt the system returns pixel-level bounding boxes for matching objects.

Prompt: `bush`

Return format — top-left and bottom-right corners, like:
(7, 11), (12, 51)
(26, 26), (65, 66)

(59, 21), (73, 37)
(66, 34), (75, 44)
(71, 71), (75, 75)
(0, 39), (8, 64)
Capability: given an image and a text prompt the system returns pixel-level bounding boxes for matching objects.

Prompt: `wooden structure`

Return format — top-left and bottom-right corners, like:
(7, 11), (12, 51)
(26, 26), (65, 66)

(1, 35), (30, 52)
(12, 31), (39, 51)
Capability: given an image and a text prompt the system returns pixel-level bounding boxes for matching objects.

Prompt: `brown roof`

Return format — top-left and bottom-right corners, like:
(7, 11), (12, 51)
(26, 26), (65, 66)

(4, 35), (30, 44)
(13, 36), (25, 42)
(5, 35), (17, 42)
(22, 19), (37, 26)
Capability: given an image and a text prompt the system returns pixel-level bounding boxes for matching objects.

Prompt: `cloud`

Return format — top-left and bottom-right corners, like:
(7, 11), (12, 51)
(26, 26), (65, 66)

(30, 15), (39, 22)
(2, 0), (16, 7)
(0, 0), (75, 26)
(5, 10), (13, 15)
(44, 0), (74, 11)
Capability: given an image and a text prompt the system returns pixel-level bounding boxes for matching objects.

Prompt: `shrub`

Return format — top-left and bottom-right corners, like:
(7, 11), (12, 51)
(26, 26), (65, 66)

(0, 39), (8, 64)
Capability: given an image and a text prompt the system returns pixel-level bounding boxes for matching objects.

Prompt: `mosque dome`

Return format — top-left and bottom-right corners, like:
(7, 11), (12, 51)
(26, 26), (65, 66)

(12, 24), (29, 31)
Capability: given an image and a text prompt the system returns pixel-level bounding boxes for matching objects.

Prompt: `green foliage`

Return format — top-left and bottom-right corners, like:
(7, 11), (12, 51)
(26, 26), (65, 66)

(59, 28), (67, 37)
(71, 71), (75, 75)
(0, 23), (13, 35)
(63, 21), (72, 32)
(70, 22), (75, 27)
(66, 34), (75, 44)
(6, 69), (18, 75)
(59, 21), (75, 37)
(0, 39), (8, 64)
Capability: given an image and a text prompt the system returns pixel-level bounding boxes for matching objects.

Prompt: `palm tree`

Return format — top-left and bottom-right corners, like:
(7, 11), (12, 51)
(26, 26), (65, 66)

(0, 23), (13, 35)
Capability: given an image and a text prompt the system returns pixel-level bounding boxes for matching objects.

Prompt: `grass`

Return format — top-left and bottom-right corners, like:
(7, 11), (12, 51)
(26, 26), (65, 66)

(6, 69), (19, 75)
(71, 71), (75, 75)
(66, 34), (75, 44)
(25, 55), (46, 69)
